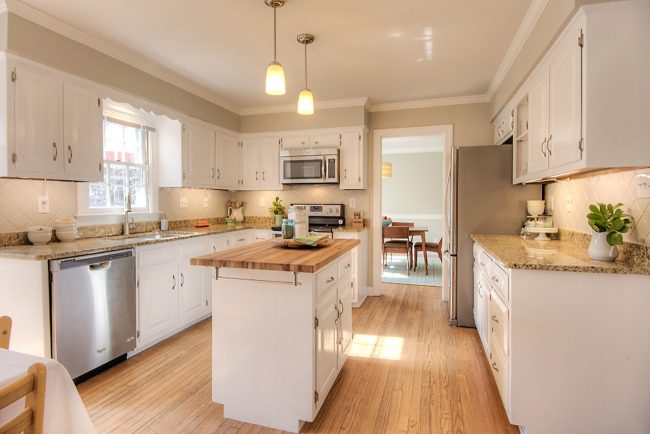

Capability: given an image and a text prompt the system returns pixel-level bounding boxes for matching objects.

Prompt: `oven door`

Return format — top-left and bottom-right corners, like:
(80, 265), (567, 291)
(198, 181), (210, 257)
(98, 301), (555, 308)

(281, 156), (325, 184)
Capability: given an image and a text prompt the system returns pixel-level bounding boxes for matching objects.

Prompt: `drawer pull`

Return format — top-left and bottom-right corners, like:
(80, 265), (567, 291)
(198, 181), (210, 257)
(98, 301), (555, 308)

(491, 315), (499, 323)
(492, 276), (499, 284)
(326, 276), (335, 283)
(491, 362), (499, 373)
(344, 263), (351, 269)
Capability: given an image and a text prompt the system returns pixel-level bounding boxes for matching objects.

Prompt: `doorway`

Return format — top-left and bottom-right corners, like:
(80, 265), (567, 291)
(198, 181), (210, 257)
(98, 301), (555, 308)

(371, 126), (453, 294)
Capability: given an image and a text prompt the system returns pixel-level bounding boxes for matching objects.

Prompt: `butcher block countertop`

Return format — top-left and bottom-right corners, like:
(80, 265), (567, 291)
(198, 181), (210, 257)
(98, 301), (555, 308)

(190, 239), (360, 273)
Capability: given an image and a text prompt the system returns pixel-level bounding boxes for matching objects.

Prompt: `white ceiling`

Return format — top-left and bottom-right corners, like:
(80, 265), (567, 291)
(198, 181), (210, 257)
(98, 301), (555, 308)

(382, 135), (444, 154)
(14, 0), (533, 111)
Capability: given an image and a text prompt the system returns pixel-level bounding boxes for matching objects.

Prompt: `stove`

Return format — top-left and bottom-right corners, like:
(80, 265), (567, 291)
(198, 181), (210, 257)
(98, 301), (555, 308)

(291, 204), (345, 234)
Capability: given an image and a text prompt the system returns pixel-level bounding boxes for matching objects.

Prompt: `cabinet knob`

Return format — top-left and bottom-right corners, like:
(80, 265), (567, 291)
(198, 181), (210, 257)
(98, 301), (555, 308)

(491, 362), (499, 373)
(326, 276), (335, 283)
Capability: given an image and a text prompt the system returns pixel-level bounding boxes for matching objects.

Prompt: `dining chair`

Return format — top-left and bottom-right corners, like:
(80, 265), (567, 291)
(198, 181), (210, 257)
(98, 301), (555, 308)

(0, 316), (11, 350)
(391, 222), (415, 250)
(0, 362), (47, 434)
(382, 226), (412, 275)
(413, 237), (443, 270)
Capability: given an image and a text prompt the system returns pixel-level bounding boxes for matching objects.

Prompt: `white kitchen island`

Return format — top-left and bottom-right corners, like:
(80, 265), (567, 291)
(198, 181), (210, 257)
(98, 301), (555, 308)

(191, 239), (360, 432)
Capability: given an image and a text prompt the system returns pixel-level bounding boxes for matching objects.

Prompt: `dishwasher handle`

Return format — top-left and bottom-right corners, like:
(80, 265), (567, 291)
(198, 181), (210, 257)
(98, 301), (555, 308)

(89, 261), (112, 271)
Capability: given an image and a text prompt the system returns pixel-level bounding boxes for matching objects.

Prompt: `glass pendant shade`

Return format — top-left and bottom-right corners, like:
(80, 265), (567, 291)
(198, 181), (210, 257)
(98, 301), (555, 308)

(381, 162), (393, 179)
(297, 89), (314, 115)
(265, 62), (286, 95)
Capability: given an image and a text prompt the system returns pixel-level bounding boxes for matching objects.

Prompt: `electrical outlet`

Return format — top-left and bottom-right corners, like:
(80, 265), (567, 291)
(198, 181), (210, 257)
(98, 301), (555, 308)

(179, 196), (188, 209)
(635, 169), (650, 199)
(566, 195), (573, 213)
(259, 197), (266, 207)
(203, 197), (209, 208)
(349, 198), (356, 208)
(37, 195), (50, 214)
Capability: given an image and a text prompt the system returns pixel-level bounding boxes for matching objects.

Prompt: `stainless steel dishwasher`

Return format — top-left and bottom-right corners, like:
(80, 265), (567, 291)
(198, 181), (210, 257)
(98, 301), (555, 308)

(51, 249), (136, 380)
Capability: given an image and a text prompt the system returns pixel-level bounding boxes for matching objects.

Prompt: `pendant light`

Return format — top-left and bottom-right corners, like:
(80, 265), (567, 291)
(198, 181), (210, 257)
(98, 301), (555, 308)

(297, 33), (315, 115)
(265, 0), (286, 95)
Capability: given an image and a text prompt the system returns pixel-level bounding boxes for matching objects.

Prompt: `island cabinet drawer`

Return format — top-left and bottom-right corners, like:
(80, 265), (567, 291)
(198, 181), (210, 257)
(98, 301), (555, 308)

(488, 260), (509, 302)
(317, 261), (339, 293)
(477, 249), (492, 275)
(489, 290), (509, 356)
(338, 252), (353, 277)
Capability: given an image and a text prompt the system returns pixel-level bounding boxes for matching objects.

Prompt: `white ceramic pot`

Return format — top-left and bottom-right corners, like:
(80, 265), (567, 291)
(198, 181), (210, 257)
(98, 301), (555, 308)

(588, 230), (619, 262)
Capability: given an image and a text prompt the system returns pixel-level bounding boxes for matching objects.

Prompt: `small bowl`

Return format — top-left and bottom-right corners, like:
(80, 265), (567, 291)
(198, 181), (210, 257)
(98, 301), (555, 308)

(55, 229), (78, 243)
(527, 200), (545, 217)
(381, 219), (393, 227)
(27, 226), (53, 246)
(225, 218), (236, 226)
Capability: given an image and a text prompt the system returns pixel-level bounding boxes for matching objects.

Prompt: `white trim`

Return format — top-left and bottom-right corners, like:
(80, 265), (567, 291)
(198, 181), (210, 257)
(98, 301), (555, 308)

(369, 94), (489, 113)
(239, 97), (370, 116)
(382, 213), (443, 221)
(371, 125), (453, 294)
(240, 125), (365, 138)
(486, 0), (549, 100)
(0, 0), (240, 114)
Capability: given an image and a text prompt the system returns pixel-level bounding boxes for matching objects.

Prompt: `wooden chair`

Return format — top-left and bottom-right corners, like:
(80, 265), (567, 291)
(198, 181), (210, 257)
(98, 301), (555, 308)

(0, 316), (11, 350)
(391, 221), (415, 245)
(0, 362), (47, 434)
(413, 238), (443, 270)
(382, 226), (413, 275)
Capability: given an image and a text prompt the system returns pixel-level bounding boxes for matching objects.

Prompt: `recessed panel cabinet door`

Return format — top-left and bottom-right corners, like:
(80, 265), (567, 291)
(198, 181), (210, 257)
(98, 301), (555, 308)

(548, 26), (583, 170)
(337, 282), (353, 368)
(315, 286), (339, 405)
(63, 83), (103, 181)
(527, 68), (550, 175)
(216, 134), (239, 189)
(13, 65), (64, 177)
(183, 120), (216, 187)
(178, 241), (209, 325)
(138, 266), (178, 346)
(259, 137), (281, 189)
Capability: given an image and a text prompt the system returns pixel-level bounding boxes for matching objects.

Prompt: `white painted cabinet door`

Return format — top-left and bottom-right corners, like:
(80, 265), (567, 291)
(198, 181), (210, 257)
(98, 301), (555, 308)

(183, 119), (216, 187)
(178, 240), (209, 325)
(240, 138), (260, 188)
(337, 282), (353, 368)
(63, 83), (103, 181)
(340, 131), (365, 190)
(259, 137), (281, 190)
(281, 135), (309, 149)
(527, 68), (550, 175)
(315, 286), (339, 406)
(548, 24), (583, 170)
(478, 277), (490, 353)
(13, 65), (64, 178)
(310, 133), (340, 148)
(138, 265), (178, 346)
(216, 133), (239, 189)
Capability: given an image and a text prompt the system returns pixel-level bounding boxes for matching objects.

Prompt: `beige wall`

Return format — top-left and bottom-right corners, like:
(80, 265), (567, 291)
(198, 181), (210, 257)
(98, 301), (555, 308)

(159, 188), (232, 221)
(382, 152), (443, 215)
(240, 106), (366, 133)
(5, 13), (239, 131)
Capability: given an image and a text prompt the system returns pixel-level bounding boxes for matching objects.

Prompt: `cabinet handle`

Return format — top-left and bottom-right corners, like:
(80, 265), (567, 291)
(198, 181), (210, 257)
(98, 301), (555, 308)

(491, 315), (499, 323)
(547, 134), (553, 156)
(211, 168), (215, 179)
(491, 362), (499, 373)
(541, 137), (547, 157)
(262, 171), (265, 181)
(213, 245), (217, 252)
(217, 169), (221, 180)
(339, 299), (344, 317)
(67, 145), (72, 164)
(172, 275), (176, 290)
(255, 171), (259, 181)
(52, 142), (58, 161)
(314, 141), (319, 145)
(334, 303), (340, 322)
(344, 168), (347, 179)
(180, 272), (185, 287)
(344, 263), (351, 269)
(492, 276), (499, 284)
(326, 276), (335, 283)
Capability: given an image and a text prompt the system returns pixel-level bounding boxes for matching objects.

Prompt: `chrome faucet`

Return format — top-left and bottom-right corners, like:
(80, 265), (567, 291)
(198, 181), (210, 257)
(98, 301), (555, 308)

(123, 194), (135, 236)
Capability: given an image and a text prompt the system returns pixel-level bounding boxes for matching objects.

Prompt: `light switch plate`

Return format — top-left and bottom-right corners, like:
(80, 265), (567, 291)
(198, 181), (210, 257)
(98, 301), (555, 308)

(258, 197), (266, 207)
(179, 196), (188, 209)
(566, 195), (573, 213)
(203, 197), (209, 208)
(635, 169), (650, 199)
(37, 195), (50, 214)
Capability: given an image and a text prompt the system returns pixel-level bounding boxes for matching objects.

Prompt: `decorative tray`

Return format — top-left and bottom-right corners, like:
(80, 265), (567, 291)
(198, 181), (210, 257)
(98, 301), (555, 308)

(271, 237), (333, 249)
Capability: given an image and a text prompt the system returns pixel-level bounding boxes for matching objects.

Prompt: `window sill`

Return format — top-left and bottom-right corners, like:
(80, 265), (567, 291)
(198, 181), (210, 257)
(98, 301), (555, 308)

(76, 211), (162, 226)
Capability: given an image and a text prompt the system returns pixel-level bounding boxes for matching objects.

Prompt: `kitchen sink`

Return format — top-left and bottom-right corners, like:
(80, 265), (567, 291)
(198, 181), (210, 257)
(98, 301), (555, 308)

(109, 232), (195, 242)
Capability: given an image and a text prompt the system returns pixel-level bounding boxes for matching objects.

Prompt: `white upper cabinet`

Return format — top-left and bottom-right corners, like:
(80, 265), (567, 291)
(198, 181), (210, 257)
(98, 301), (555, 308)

(215, 133), (239, 190)
(183, 118), (216, 188)
(280, 132), (341, 149)
(340, 130), (367, 190)
(492, 106), (514, 145)
(310, 132), (340, 148)
(512, 2), (650, 183)
(281, 135), (310, 149)
(239, 136), (282, 190)
(11, 64), (64, 178)
(63, 83), (104, 181)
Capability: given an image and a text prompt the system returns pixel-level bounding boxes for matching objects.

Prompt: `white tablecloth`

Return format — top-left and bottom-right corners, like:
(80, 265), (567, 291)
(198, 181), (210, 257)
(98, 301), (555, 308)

(0, 349), (96, 434)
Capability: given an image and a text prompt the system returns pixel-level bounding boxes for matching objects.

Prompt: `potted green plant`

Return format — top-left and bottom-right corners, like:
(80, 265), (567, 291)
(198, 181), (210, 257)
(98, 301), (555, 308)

(586, 202), (631, 261)
(269, 196), (285, 227)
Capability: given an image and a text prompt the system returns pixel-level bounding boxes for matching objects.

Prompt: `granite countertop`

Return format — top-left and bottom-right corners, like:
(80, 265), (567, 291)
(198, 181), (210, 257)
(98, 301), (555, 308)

(191, 239), (360, 273)
(0, 224), (272, 261)
(471, 234), (650, 275)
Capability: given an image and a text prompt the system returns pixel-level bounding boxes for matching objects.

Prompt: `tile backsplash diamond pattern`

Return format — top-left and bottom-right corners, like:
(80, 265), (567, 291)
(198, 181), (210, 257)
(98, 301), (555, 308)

(546, 170), (650, 245)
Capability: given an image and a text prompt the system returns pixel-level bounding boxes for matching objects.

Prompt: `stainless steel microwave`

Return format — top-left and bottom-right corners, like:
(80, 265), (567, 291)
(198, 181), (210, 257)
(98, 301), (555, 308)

(280, 148), (339, 184)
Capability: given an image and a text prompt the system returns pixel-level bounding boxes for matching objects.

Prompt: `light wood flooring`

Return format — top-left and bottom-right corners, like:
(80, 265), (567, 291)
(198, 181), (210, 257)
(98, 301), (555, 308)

(77, 284), (518, 434)
(381, 255), (442, 286)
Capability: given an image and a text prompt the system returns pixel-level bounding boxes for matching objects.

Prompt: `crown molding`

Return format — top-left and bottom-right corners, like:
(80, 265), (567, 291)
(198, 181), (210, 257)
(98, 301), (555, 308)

(240, 97), (370, 116)
(369, 94), (490, 113)
(486, 0), (549, 100)
(0, 0), (241, 114)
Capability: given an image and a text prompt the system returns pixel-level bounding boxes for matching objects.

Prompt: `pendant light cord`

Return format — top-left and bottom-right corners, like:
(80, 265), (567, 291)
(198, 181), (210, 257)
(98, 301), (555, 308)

(304, 43), (308, 88)
(273, 6), (277, 61)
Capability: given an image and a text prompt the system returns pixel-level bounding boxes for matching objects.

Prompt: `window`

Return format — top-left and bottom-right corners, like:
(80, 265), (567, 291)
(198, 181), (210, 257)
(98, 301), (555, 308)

(88, 119), (150, 211)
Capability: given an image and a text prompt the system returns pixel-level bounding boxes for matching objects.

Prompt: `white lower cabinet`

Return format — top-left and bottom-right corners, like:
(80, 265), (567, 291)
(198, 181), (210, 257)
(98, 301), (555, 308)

(332, 229), (368, 306)
(178, 241), (210, 326)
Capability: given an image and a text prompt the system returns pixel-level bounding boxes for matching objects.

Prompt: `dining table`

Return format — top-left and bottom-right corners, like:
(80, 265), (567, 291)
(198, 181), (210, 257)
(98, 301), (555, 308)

(408, 227), (429, 275)
(0, 348), (96, 434)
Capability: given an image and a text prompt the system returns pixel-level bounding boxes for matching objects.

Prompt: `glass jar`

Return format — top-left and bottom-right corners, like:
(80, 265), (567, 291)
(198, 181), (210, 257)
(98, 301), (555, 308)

(282, 219), (295, 239)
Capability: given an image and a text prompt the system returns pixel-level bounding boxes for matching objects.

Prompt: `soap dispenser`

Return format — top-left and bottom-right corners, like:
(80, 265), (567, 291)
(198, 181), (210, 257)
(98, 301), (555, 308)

(160, 214), (169, 231)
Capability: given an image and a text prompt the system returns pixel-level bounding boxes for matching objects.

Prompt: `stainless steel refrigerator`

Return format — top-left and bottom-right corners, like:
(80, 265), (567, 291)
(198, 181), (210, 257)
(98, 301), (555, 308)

(442, 145), (541, 327)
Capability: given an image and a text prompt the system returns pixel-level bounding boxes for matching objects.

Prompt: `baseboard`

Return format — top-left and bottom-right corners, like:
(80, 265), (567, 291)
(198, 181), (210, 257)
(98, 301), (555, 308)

(352, 293), (367, 308)
(128, 313), (212, 357)
(518, 425), (526, 434)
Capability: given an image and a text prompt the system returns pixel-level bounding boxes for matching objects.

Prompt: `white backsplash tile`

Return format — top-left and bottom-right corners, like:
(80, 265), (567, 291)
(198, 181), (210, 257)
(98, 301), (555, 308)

(158, 188), (232, 221)
(545, 170), (650, 245)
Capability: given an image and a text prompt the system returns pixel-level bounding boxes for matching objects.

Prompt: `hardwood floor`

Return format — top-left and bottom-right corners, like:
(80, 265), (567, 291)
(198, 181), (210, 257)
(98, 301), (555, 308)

(77, 284), (518, 434)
